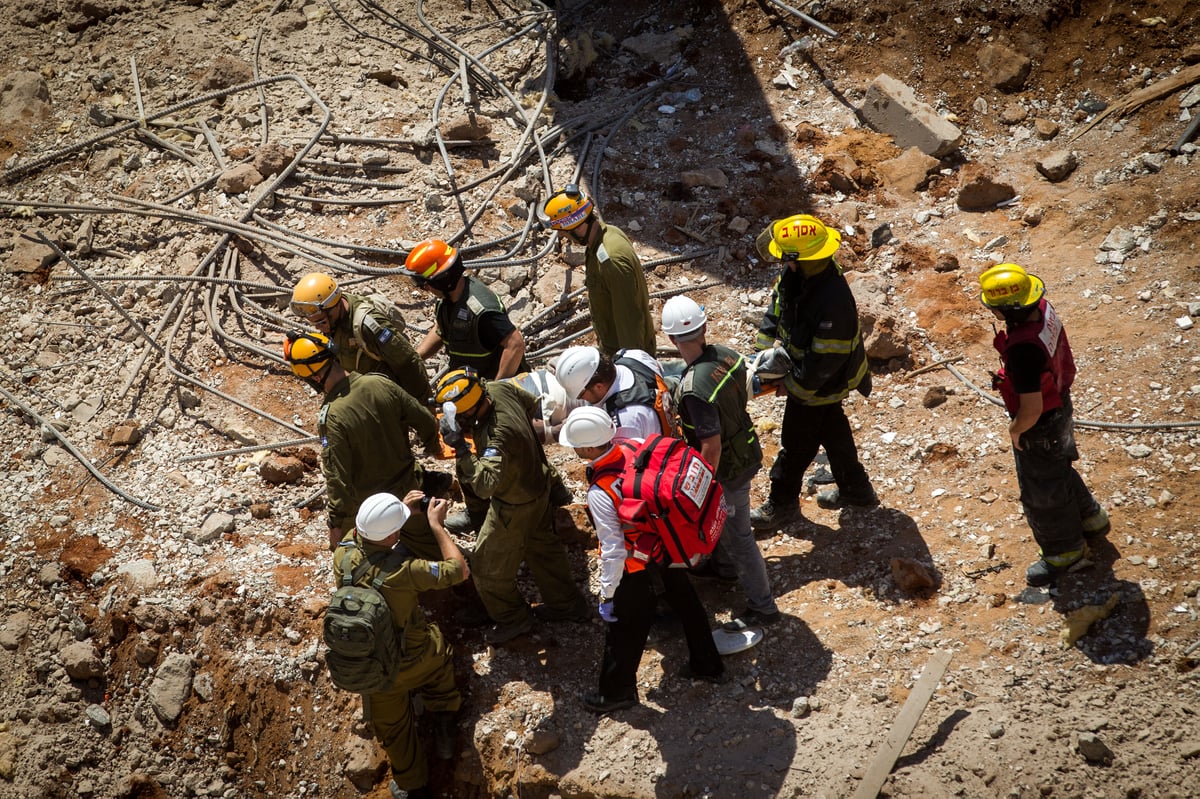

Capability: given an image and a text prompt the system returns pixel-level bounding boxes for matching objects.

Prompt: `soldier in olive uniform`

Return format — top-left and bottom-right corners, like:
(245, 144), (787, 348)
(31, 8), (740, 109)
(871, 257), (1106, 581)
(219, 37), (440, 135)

(433, 368), (589, 644)
(333, 492), (467, 799)
(284, 331), (444, 554)
(662, 295), (781, 632)
(291, 272), (430, 401)
(403, 239), (529, 381)
(542, 185), (656, 359)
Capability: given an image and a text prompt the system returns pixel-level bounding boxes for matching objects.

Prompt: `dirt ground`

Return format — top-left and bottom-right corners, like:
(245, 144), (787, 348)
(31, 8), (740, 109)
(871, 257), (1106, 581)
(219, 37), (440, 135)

(1, 1), (1199, 798)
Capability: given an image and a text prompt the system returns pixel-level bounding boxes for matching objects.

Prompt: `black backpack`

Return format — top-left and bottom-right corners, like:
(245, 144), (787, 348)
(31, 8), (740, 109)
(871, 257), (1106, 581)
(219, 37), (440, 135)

(324, 543), (407, 695)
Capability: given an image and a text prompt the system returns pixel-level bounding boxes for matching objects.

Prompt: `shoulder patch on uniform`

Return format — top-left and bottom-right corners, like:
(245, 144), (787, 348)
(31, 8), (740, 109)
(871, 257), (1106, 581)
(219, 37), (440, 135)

(596, 242), (611, 263)
(429, 562), (440, 579)
(482, 447), (501, 459)
(318, 405), (329, 426)
(375, 328), (393, 345)
(466, 295), (485, 314)
(320, 435), (328, 447)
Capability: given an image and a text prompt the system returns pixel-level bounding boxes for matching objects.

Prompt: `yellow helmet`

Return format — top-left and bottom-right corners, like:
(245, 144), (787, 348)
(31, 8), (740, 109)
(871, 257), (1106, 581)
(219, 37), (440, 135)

(541, 184), (594, 231)
(434, 367), (486, 415)
(290, 273), (342, 317)
(283, 331), (336, 379)
(755, 214), (841, 261)
(979, 263), (1045, 309)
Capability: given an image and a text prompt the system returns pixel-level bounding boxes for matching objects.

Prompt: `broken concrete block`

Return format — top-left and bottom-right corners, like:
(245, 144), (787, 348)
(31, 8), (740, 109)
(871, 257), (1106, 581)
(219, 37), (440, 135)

(977, 43), (1032, 92)
(876, 147), (940, 195)
(859, 74), (964, 158)
(1036, 150), (1079, 182)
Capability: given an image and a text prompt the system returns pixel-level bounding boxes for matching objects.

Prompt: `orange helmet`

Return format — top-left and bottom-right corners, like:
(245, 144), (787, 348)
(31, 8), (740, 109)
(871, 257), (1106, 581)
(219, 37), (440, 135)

(404, 239), (464, 290)
(540, 184), (594, 231)
(756, 214), (841, 261)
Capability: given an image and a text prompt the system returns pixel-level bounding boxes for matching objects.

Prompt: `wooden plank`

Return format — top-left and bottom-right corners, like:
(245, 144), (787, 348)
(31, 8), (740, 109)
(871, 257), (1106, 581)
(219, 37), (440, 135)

(851, 649), (953, 799)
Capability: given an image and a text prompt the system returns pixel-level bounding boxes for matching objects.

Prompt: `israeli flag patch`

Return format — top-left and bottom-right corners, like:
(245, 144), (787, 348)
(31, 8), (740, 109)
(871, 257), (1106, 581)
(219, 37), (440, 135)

(320, 435), (329, 447)
(376, 328), (393, 344)
(429, 563), (440, 579)
(483, 447), (501, 458)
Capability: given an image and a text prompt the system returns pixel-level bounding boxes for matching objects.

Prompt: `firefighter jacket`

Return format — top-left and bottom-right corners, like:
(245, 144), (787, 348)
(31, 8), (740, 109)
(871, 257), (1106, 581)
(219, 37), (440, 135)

(755, 259), (869, 406)
(319, 373), (440, 531)
(434, 276), (529, 379)
(992, 298), (1076, 417)
(584, 222), (657, 358)
(330, 292), (430, 402)
(454, 381), (550, 505)
(675, 343), (763, 482)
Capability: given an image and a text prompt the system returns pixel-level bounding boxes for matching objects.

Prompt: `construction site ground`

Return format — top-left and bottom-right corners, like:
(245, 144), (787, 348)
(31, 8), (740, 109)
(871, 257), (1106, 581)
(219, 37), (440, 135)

(1, 1), (1199, 798)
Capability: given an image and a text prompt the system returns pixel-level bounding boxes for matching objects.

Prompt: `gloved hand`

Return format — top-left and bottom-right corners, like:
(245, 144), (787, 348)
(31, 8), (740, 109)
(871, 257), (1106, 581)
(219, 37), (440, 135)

(440, 402), (469, 454)
(598, 599), (617, 623)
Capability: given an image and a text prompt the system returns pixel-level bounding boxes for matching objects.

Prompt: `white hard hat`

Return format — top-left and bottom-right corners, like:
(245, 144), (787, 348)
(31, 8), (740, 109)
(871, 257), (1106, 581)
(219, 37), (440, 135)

(554, 346), (601, 399)
(661, 295), (707, 340)
(355, 493), (410, 541)
(559, 406), (617, 449)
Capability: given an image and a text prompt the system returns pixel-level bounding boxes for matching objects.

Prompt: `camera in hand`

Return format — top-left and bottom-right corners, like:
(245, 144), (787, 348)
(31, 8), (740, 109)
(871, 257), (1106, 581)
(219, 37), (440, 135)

(419, 496), (431, 513)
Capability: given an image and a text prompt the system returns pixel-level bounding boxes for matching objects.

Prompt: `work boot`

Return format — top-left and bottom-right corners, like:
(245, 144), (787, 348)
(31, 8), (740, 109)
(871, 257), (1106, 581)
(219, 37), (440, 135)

(582, 691), (638, 714)
(749, 499), (801, 530)
(1025, 549), (1087, 587)
(430, 711), (457, 760)
(445, 510), (484, 535)
(689, 559), (738, 583)
(532, 602), (590, 623)
(815, 486), (880, 510)
(1082, 508), (1111, 540)
(722, 607), (782, 632)
(678, 665), (730, 685)
(484, 615), (534, 645)
(389, 780), (433, 799)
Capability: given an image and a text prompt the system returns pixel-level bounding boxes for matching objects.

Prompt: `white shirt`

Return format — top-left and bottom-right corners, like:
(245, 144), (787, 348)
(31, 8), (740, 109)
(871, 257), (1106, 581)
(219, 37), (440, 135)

(598, 349), (665, 441)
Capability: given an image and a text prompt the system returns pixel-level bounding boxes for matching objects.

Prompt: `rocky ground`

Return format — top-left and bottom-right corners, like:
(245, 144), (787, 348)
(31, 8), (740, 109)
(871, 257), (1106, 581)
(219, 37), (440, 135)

(1, 1), (1199, 798)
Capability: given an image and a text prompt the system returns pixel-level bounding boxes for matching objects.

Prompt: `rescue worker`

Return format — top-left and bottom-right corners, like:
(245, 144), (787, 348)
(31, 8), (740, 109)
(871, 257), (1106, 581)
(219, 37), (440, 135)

(553, 345), (677, 440)
(541, 185), (656, 358)
(333, 492), (467, 799)
(283, 331), (446, 554)
(560, 407), (725, 713)
(403, 239), (529, 380)
(499, 368), (586, 444)
(979, 263), (1109, 586)
(434, 368), (589, 643)
(290, 272), (430, 402)
(662, 296), (781, 630)
(749, 214), (879, 530)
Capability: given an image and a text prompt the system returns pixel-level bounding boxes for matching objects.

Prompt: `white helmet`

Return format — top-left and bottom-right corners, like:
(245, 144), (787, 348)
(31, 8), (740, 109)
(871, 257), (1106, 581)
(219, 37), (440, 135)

(355, 493), (410, 541)
(559, 406), (617, 449)
(554, 346), (601, 399)
(661, 296), (706, 340)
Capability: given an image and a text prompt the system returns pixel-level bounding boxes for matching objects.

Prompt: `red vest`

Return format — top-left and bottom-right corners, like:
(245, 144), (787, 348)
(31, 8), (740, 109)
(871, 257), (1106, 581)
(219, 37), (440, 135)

(992, 299), (1076, 416)
(586, 443), (648, 574)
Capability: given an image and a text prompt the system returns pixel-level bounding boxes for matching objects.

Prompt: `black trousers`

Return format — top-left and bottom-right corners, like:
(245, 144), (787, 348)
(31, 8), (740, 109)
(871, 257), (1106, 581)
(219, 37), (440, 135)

(769, 394), (873, 502)
(597, 566), (723, 700)
(1013, 399), (1101, 559)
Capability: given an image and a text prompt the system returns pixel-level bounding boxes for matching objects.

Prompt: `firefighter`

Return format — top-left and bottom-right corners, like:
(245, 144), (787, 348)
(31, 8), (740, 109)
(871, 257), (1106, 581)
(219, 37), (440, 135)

(283, 331), (447, 554)
(662, 295), (781, 631)
(541, 185), (656, 358)
(402, 239), (529, 380)
(433, 368), (588, 644)
(980, 263), (1109, 586)
(749, 214), (879, 530)
(553, 345), (677, 440)
(290, 272), (430, 401)
(560, 407), (725, 713)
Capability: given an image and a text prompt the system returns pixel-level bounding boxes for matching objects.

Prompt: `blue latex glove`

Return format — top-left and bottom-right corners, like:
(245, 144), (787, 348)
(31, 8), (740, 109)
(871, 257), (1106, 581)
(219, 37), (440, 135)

(598, 599), (617, 623)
